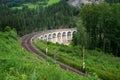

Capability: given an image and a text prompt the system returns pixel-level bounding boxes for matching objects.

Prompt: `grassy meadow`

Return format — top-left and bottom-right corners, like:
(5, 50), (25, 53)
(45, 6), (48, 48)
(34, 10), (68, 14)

(48, 0), (60, 6)
(34, 40), (120, 80)
(11, 0), (60, 9)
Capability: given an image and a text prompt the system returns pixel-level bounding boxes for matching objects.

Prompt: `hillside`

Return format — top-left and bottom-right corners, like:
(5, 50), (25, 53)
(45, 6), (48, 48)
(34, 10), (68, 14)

(0, 1), (78, 36)
(34, 40), (120, 80)
(0, 0), (60, 9)
(0, 30), (90, 80)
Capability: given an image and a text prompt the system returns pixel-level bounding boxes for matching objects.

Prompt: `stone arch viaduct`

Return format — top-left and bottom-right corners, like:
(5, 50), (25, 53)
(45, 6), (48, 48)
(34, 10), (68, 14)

(38, 28), (77, 45)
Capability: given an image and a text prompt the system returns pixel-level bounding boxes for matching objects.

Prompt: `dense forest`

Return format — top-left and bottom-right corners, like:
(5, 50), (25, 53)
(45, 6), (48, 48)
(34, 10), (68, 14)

(0, 0), (48, 7)
(0, 0), (120, 56)
(105, 0), (120, 3)
(0, 0), (120, 80)
(0, 0), (78, 35)
(73, 2), (120, 56)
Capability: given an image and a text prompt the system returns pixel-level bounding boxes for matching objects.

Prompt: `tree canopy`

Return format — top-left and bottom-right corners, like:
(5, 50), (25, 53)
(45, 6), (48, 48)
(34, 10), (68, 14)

(73, 2), (120, 56)
(0, 0), (78, 35)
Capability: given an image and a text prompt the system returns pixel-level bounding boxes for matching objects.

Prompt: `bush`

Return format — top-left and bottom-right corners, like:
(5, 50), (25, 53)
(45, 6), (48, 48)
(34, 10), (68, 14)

(4, 26), (11, 32)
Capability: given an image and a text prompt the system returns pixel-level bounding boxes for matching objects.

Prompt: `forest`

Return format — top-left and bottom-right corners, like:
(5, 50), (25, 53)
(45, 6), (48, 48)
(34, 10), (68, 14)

(0, 0), (120, 56)
(0, 0), (78, 35)
(0, 0), (120, 80)
(105, 0), (120, 3)
(73, 2), (120, 56)
(0, 0), (48, 7)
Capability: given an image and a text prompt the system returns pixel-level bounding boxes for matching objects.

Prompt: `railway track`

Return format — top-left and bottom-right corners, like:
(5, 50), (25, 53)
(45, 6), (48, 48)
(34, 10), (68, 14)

(21, 32), (86, 76)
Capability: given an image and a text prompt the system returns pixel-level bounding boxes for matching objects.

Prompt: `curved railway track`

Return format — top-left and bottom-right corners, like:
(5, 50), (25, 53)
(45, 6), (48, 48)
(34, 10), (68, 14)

(21, 32), (86, 76)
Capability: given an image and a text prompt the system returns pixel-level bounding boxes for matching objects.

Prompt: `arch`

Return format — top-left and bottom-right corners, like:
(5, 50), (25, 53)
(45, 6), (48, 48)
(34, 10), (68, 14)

(52, 33), (57, 43)
(67, 31), (72, 40)
(57, 32), (61, 38)
(53, 33), (56, 38)
(40, 36), (43, 40)
(67, 31), (71, 36)
(72, 31), (77, 35)
(62, 32), (66, 37)
(48, 34), (52, 41)
(62, 32), (67, 43)
(44, 35), (47, 40)
(57, 32), (62, 44)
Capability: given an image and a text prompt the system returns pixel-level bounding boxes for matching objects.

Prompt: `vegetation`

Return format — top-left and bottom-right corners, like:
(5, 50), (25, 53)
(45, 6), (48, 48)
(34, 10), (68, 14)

(73, 2), (120, 56)
(34, 40), (120, 80)
(0, 30), (91, 80)
(47, 0), (60, 6)
(0, 0), (120, 80)
(105, 0), (120, 3)
(11, 0), (60, 9)
(0, 0), (78, 36)
(0, 0), (60, 9)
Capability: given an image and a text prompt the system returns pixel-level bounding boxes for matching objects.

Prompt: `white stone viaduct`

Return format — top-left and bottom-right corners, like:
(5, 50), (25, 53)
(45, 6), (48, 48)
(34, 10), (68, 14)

(38, 28), (77, 45)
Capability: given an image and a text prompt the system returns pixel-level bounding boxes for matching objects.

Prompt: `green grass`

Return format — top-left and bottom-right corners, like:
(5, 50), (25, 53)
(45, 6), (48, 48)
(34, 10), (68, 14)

(12, 6), (23, 9)
(24, 3), (38, 9)
(11, 0), (60, 10)
(0, 30), (91, 80)
(34, 40), (120, 80)
(47, 0), (60, 6)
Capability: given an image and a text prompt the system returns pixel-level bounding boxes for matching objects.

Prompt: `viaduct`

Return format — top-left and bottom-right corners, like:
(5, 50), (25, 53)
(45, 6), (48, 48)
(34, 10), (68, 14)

(37, 28), (77, 45)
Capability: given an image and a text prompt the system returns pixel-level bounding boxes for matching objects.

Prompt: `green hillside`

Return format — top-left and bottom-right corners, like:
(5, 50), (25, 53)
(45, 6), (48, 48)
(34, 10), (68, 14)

(0, 1), (120, 80)
(11, 0), (60, 9)
(48, 0), (60, 6)
(0, 30), (90, 80)
(34, 40), (120, 80)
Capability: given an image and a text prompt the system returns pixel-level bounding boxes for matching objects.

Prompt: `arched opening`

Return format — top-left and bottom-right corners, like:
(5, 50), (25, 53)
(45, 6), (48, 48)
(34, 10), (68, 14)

(57, 32), (62, 43)
(57, 33), (61, 38)
(44, 35), (47, 41)
(53, 33), (56, 38)
(62, 32), (67, 43)
(67, 32), (72, 40)
(72, 31), (77, 36)
(40, 36), (43, 40)
(48, 34), (52, 41)
(52, 33), (57, 43)
(62, 32), (66, 37)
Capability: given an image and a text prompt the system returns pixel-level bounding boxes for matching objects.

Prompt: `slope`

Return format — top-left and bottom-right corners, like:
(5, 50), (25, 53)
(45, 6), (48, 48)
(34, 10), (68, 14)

(0, 30), (90, 80)
(34, 40), (120, 80)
